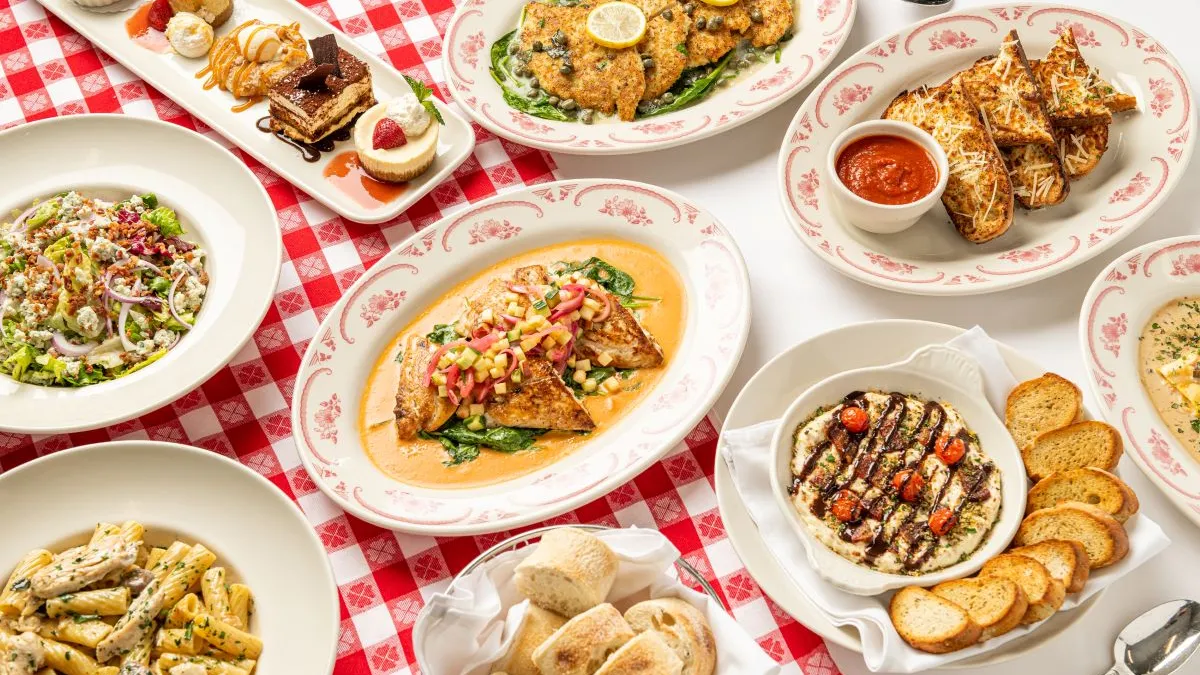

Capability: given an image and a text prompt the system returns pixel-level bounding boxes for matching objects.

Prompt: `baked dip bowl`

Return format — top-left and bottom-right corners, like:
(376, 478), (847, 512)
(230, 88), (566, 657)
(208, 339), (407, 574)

(769, 345), (1025, 596)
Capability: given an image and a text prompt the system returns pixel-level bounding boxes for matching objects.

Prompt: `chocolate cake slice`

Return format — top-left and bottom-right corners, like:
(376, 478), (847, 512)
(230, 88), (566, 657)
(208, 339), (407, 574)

(268, 46), (375, 145)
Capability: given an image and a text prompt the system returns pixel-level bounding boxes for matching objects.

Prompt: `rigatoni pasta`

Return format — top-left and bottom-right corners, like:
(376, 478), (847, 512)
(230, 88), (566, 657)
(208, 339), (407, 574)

(0, 524), (261, 675)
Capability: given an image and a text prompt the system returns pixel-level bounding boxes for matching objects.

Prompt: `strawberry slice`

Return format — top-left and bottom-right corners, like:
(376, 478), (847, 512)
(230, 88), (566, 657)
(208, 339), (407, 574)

(147, 0), (174, 32)
(372, 118), (407, 150)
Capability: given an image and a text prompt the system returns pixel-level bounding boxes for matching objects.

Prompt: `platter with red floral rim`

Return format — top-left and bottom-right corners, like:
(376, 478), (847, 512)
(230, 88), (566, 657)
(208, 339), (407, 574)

(442, 0), (857, 155)
(778, 4), (1196, 296)
(1081, 235), (1200, 528)
(291, 179), (750, 534)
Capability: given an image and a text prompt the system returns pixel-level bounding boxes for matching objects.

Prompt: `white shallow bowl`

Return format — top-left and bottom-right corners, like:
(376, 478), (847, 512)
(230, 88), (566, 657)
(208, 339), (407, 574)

(0, 441), (339, 675)
(769, 345), (1026, 596)
(1080, 235), (1200, 527)
(779, 3), (1196, 295)
(825, 120), (949, 235)
(0, 115), (281, 434)
(443, 0), (857, 155)
(715, 320), (1103, 666)
(292, 178), (751, 535)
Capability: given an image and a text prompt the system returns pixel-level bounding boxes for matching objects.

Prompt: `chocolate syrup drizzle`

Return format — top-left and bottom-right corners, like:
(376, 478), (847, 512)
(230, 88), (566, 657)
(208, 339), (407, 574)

(255, 115), (358, 163)
(793, 392), (995, 572)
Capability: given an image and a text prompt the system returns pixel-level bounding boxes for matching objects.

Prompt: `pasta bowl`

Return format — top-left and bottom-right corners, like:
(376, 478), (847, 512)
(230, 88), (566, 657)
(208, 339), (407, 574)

(0, 441), (338, 675)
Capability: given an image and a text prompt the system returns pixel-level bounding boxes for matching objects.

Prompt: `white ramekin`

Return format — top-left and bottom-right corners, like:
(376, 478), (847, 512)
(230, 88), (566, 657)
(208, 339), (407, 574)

(826, 120), (949, 235)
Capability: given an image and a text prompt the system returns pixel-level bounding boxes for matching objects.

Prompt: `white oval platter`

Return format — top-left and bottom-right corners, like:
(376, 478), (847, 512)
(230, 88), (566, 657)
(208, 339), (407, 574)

(778, 4), (1196, 295)
(292, 178), (751, 534)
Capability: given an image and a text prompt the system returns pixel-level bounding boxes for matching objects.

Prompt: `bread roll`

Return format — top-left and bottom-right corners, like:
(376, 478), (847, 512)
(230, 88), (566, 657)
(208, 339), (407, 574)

(532, 603), (635, 675)
(595, 631), (684, 675)
(492, 604), (568, 675)
(515, 528), (618, 617)
(624, 598), (715, 675)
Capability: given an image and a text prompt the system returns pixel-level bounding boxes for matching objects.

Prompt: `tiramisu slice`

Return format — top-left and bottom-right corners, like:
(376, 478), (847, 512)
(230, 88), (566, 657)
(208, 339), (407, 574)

(268, 34), (375, 145)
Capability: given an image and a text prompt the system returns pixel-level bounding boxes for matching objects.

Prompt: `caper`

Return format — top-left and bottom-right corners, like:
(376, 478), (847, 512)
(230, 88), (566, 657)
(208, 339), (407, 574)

(529, 77), (540, 89)
(682, 2), (694, 14)
(661, 92), (675, 104)
(560, 63), (574, 75)
(765, 44), (777, 54)
(580, 109), (595, 124)
(532, 40), (544, 52)
(710, 15), (723, 29)
(642, 56), (655, 69)
(780, 30), (794, 42)
(749, 7), (763, 22)
(552, 30), (567, 46)
(507, 42), (519, 55)
(548, 96), (561, 106)
(560, 98), (577, 110)
(637, 101), (652, 114)
(694, 16), (706, 29)
(662, 8), (673, 20)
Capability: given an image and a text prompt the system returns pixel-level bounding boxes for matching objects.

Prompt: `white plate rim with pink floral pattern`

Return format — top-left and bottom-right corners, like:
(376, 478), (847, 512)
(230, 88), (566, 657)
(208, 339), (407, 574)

(1080, 235), (1200, 528)
(441, 0), (857, 155)
(291, 178), (751, 534)
(778, 3), (1196, 296)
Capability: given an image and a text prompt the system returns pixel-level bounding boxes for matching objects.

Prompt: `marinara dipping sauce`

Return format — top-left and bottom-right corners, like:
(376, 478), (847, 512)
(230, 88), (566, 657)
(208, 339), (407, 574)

(835, 135), (939, 206)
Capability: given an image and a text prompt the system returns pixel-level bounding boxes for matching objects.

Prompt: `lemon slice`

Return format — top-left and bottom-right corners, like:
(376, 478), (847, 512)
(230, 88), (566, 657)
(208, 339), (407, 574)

(586, 2), (647, 49)
(699, 0), (741, 6)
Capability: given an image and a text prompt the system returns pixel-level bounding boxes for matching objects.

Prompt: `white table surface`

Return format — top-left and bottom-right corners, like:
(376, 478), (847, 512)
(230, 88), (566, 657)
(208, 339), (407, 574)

(557, 0), (1200, 673)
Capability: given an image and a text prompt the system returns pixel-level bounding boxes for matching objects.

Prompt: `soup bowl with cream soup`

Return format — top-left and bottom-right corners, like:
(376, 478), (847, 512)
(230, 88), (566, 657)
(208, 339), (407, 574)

(291, 179), (750, 535)
(1081, 236), (1200, 526)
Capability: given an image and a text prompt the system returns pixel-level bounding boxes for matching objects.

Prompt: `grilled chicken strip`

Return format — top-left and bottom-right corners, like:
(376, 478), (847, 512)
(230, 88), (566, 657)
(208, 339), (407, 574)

(30, 536), (137, 599)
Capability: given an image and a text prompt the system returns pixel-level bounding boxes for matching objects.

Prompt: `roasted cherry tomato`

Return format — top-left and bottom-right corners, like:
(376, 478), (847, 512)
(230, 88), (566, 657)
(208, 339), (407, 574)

(928, 507), (957, 536)
(935, 435), (966, 465)
(830, 490), (863, 523)
(891, 469), (925, 503)
(839, 406), (870, 434)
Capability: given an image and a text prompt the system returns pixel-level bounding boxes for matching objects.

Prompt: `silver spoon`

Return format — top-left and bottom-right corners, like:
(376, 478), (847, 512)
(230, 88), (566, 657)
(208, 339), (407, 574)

(1107, 600), (1200, 675)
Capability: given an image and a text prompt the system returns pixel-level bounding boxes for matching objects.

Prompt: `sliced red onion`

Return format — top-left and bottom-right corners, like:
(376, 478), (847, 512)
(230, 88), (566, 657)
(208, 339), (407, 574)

(105, 311), (113, 338)
(104, 272), (159, 308)
(167, 272), (193, 330)
(35, 255), (61, 282)
(117, 302), (136, 351)
(52, 332), (98, 357)
(134, 259), (165, 276)
(12, 204), (40, 232)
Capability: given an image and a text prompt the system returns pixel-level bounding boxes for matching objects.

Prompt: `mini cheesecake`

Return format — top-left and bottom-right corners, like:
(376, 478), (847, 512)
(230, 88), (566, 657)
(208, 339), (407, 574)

(353, 99), (440, 182)
(268, 48), (375, 145)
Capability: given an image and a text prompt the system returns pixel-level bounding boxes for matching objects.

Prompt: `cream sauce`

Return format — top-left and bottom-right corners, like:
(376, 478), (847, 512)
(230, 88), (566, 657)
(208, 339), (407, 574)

(358, 239), (686, 489)
(1139, 296), (1200, 461)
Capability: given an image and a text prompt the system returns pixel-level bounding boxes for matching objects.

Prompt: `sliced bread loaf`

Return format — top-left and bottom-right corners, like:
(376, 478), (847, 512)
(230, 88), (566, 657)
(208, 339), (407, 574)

(1008, 540), (1090, 593)
(979, 554), (1065, 625)
(1015, 503), (1129, 569)
(1027, 467), (1138, 522)
(492, 605), (568, 675)
(1021, 421), (1123, 481)
(624, 598), (715, 675)
(930, 576), (1028, 641)
(515, 528), (619, 618)
(888, 586), (982, 654)
(594, 631), (684, 675)
(533, 603), (636, 675)
(1006, 374), (1083, 451)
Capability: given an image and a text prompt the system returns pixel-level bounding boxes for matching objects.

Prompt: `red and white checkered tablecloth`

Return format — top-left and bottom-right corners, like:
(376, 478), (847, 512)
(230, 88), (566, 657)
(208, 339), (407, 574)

(0, 0), (841, 672)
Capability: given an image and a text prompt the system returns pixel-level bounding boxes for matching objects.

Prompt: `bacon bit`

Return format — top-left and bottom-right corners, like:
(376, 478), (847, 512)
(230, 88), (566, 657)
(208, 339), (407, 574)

(928, 508), (957, 537)
(830, 490), (863, 523)
(839, 406), (869, 434)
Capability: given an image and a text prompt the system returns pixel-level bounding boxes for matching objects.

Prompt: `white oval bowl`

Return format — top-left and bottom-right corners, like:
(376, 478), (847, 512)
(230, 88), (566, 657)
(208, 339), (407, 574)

(0, 115), (281, 433)
(769, 345), (1026, 596)
(0, 441), (339, 675)
(778, 4), (1196, 295)
(443, 0), (857, 155)
(291, 179), (751, 535)
(1080, 235), (1200, 527)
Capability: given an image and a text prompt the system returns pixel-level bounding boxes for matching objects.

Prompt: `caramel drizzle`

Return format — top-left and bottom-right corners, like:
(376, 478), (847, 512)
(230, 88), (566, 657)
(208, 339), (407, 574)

(196, 20), (305, 113)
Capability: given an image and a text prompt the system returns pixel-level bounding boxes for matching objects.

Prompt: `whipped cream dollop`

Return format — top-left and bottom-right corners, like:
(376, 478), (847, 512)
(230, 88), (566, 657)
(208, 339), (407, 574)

(165, 13), (214, 59)
(385, 93), (432, 137)
(236, 23), (284, 62)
